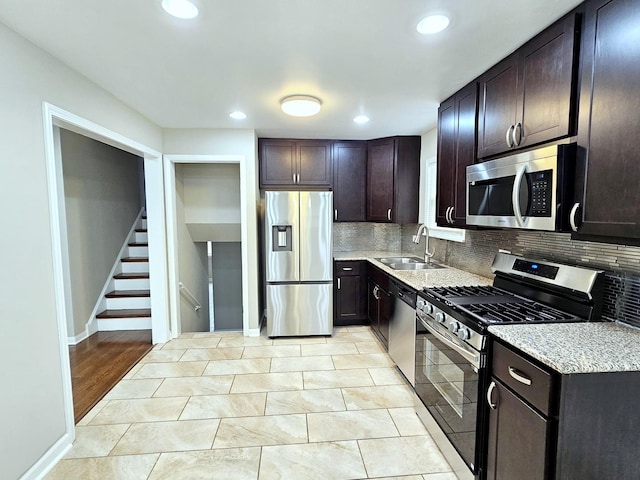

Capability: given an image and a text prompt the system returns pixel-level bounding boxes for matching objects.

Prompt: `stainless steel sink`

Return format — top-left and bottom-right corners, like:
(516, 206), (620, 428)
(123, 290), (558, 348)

(388, 262), (445, 270)
(376, 256), (423, 265)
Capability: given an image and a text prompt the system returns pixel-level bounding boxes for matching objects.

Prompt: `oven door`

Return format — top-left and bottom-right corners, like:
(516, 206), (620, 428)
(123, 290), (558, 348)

(415, 313), (486, 475)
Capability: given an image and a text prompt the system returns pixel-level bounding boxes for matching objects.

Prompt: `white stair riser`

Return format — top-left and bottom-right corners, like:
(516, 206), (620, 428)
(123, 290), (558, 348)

(106, 296), (151, 310)
(128, 246), (149, 257)
(98, 317), (152, 331)
(135, 232), (148, 243)
(141, 219), (147, 229)
(122, 261), (149, 274)
(114, 278), (150, 290)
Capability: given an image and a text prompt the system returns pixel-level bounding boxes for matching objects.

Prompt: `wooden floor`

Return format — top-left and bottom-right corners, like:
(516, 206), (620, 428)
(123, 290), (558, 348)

(69, 330), (152, 423)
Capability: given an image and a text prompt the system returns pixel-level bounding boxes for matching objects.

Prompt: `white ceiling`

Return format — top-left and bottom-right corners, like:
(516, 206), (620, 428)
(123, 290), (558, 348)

(0, 0), (584, 139)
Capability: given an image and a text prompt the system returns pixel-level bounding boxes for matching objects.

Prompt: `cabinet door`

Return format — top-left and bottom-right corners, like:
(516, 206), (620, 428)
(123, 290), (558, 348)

(517, 14), (578, 149)
(367, 139), (395, 222)
(574, 0), (640, 242)
(297, 140), (332, 186)
(436, 96), (456, 226)
(477, 55), (519, 159)
(336, 276), (363, 320)
(260, 139), (296, 187)
(368, 280), (380, 337)
(333, 141), (367, 222)
(453, 84), (477, 225)
(486, 379), (552, 480)
(377, 287), (391, 346)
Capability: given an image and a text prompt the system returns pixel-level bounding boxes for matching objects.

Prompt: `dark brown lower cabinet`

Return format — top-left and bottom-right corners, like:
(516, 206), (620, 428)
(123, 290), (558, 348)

(486, 379), (552, 480)
(334, 261), (367, 326)
(367, 265), (391, 348)
(486, 340), (640, 480)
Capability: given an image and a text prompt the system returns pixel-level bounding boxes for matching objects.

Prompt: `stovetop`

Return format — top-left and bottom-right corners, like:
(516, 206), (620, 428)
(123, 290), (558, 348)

(421, 284), (580, 326)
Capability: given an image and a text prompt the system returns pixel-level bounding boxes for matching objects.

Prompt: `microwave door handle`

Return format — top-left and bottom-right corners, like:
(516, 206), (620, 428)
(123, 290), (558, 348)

(512, 165), (527, 227)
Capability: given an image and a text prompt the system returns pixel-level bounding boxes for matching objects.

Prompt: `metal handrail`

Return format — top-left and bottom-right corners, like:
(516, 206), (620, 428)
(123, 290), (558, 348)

(179, 282), (202, 312)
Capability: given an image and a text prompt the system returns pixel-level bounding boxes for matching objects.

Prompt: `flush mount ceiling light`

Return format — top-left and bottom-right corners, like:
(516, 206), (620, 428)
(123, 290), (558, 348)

(353, 115), (370, 124)
(280, 95), (322, 117)
(161, 0), (199, 19)
(417, 14), (450, 34)
(229, 111), (247, 120)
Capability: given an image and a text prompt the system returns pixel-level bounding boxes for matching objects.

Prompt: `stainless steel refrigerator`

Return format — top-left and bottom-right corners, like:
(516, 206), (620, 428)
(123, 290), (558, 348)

(265, 191), (333, 337)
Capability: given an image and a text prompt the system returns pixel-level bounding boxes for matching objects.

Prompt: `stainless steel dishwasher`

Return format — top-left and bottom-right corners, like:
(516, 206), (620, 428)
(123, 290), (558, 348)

(388, 279), (417, 386)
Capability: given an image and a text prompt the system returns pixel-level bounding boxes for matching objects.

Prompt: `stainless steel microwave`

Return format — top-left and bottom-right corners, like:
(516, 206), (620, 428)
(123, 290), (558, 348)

(466, 143), (576, 231)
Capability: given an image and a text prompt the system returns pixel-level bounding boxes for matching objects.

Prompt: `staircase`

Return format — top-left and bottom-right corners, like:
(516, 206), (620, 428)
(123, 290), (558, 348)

(96, 215), (152, 331)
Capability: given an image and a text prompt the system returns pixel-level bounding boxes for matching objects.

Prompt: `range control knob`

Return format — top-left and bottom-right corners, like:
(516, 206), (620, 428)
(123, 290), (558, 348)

(424, 303), (434, 314)
(457, 327), (471, 340)
(449, 321), (460, 333)
(416, 298), (426, 310)
(434, 312), (446, 324)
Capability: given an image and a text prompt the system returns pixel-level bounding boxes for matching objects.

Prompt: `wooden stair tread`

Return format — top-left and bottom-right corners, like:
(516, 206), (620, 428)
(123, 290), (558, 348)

(106, 290), (151, 298)
(97, 309), (151, 319)
(121, 257), (149, 263)
(114, 273), (149, 279)
(128, 242), (149, 247)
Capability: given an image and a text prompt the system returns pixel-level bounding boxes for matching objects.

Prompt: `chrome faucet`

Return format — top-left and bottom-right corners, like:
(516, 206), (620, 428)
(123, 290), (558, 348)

(413, 223), (435, 264)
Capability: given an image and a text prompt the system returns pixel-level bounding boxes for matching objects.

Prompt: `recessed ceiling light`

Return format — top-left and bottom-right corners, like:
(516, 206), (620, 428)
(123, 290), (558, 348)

(417, 14), (450, 34)
(229, 111), (247, 120)
(280, 95), (322, 117)
(353, 115), (370, 124)
(161, 0), (199, 19)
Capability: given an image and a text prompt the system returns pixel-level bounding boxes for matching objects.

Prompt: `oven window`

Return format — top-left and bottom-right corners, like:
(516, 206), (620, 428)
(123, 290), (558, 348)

(415, 327), (481, 471)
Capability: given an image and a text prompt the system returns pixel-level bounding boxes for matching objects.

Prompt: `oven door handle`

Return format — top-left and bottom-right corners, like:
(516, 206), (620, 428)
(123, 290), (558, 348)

(418, 316), (481, 369)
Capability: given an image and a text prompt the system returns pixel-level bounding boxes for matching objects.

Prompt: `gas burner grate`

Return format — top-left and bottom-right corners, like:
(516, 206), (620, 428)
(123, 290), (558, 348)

(463, 302), (576, 324)
(426, 285), (511, 298)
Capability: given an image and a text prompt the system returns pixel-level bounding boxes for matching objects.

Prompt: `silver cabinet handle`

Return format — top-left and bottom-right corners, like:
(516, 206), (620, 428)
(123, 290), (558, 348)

(387, 208), (392, 221)
(487, 381), (498, 410)
(334, 209), (338, 221)
(337, 278), (341, 290)
(293, 173), (296, 183)
(342, 267), (353, 271)
(513, 122), (522, 146)
(445, 206), (451, 223)
(511, 164), (527, 227)
(506, 125), (515, 148)
(508, 366), (532, 386)
(449, 206), (455, 224)
(373, 285), (380, 300)
(296, 173), (300, 184)
(569, 202), (580, 232)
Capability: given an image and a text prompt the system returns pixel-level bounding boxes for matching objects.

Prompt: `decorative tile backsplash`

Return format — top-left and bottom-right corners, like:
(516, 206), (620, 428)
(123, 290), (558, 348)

(333, 222), (401, 252)
(334, 223), (640, 326)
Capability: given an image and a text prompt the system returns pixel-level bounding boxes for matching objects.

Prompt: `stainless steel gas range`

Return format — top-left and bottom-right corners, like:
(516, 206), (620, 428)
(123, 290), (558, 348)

(414, 253), (604, 479)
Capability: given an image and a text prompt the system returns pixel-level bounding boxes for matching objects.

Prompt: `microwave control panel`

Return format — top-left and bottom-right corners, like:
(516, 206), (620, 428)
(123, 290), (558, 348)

(528, 170), (552, 216)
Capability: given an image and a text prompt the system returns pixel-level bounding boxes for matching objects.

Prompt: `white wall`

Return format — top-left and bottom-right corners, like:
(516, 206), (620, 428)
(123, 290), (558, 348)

(418, 128), (438, 223)
(61, 129), (143, 336)
(0, 21), (161, 480)
(163, 129), (261, 332)
(175, 165), (210, 332)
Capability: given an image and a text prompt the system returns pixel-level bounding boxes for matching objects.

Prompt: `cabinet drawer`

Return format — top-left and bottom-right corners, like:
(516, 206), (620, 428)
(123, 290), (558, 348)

(492, 341), (555, 416)
(335, 261), (363, 276)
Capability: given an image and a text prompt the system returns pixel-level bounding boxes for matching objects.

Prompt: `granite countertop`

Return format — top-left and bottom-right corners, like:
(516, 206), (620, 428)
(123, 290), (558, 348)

(333, 250), (493, 291)
(489, 322), (640, 374)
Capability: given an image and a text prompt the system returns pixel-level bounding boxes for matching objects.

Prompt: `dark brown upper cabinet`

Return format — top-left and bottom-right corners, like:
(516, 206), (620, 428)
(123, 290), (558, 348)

(436, 82), (478, 227)
(259, 139), (332, 188)
(366, 136), (421, 224)
(332, 141), (367, 222)
(572, 0), (640, 244)
(477, 13), (580, 160)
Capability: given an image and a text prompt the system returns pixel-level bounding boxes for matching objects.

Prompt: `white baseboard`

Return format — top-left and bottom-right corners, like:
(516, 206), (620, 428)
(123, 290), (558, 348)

(19, 431), (73, 480)
(245, 327), (261, 337)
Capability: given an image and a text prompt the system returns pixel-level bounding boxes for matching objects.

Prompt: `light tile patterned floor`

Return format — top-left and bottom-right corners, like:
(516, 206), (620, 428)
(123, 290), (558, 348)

(46, 326), (459, 480)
